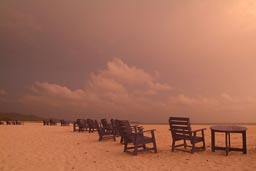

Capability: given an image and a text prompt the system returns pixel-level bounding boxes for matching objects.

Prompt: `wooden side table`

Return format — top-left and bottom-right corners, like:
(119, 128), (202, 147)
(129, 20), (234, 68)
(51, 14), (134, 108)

(210, 125), (247, 156)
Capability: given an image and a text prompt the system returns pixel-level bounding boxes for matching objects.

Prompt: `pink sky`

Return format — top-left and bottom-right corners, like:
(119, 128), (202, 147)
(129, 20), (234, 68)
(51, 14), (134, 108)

(1, 0), (256, 123)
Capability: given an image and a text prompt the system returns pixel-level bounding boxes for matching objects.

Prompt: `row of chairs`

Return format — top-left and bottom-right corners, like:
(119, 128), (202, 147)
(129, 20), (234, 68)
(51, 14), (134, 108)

(0, 120), (24, 125)
(43, 119), (57, 126)
(73, 119), (99, 132)
(43, 119), (70, 126)
(74, 117), (206, 155)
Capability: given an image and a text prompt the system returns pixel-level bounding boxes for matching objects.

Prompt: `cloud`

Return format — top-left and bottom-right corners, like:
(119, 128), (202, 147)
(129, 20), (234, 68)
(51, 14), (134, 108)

(166, 93), (256, 122)
(20, 58), (172, 120)
(88, 58), (172, 95)
(167, 93), (256, 109)
(19, 58), (256, 123)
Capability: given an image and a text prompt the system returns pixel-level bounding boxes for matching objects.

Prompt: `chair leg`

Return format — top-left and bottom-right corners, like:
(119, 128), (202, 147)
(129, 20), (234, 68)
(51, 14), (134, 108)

(151, 131), (157, 153)
(184, 139), (187, 148)
(153, 141), (158, 153)
(120, 137), (123, 144)
(143, 144), (146, 150)
(124, 142), (128, 152)
(191, 143), (195, 154)
(171, 140), (175, 152)
(202, 131), (206, 150)
(191, 137), (196, 153)
(134, 143), (138, 155)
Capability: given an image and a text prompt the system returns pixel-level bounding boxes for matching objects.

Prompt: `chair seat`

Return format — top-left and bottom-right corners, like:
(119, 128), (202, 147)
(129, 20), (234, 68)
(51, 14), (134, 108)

(175, 135), (203, 142)
(128, 134), (153, 144)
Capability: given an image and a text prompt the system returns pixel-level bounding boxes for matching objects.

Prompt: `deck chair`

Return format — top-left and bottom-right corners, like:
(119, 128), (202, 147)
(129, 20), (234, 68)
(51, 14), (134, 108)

(87, 119), (98, 133)
(115, 120), (143, 144)
(51, 120), (57, 125)
(60, 120), (70, 126)
(6, 121), (12, 125)
(78, 119), (88, 132)
(73, 119), (78, 131)
(95, 120), (116, 141)
(43, 120), (49, 125)
(169, 117), (206, 153)
(100, 119), (113, 132)
(116, 120), (157, 155)
(73, 119), (83, 131)
(15, 120), (23, 125)
(110, 119), (120, 136)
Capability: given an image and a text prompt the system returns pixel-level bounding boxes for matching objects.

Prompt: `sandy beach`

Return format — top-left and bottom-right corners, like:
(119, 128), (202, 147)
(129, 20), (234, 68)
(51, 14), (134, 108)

(1, 123), (256, 171)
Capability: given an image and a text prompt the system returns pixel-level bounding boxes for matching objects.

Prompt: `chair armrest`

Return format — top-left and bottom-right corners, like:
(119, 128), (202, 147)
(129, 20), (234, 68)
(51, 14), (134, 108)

(130, 125), (144, 132)
(137, 129), (156, 137)
(191, 128), (206, 133)
(131, 125), (143, 129)
(142, 129), (156, 133)
(132, 129), (156, 135)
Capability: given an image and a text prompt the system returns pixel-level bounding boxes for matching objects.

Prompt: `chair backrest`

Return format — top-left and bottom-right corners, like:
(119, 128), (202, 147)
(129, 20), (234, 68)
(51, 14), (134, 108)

(101, 119), (112, 129)
(101, 119), (108, 127)
(50, 119), (56, 125)
(79, 119), (86, 125)
(110, 119), (119, 135)
(169, 117), (191, 139)
(116, 120), (135, 141)
(94, 120), (100, 128)
(76, 119), (83, 124)
(86, 119), (98, 128)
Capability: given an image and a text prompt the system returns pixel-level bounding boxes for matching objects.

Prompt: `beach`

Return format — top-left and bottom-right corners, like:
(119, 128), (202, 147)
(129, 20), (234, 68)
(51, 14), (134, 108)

(1, 123), (256, 171)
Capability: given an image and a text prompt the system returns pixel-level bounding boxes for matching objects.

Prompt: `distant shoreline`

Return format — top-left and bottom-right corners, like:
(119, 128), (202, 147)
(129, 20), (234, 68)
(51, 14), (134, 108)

(2, 112), (256, 125)
(2, 120), (256, 126)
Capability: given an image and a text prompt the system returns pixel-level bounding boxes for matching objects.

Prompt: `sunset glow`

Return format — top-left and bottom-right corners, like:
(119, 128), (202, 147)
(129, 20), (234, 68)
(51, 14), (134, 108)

(1, 0), (256, 123)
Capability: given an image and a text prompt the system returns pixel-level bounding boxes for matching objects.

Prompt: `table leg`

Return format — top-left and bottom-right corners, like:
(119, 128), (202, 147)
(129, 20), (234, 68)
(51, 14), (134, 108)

(211, 129), (215, 152)
(225, 132), (229, 156)
(242, 131), (247, 154)
(228, 133), (231, 147)
(73, 123), (76, 131)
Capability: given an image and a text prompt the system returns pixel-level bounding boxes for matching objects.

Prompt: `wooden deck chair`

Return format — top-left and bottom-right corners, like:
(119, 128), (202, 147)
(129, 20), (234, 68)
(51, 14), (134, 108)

(95, 120), (116, 141)
(100, 119), (113, 132)
(116, 120), (157, 155)
(169, 117), (206, 153)
(87, 119), (98, 133)
(60, 120), (70, 126)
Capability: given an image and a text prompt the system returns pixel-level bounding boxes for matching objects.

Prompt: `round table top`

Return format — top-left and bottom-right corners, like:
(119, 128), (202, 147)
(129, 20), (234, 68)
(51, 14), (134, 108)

(210, 125), (247, 132)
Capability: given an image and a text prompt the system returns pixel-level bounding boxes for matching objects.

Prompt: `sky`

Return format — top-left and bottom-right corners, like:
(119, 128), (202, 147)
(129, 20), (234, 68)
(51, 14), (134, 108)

(1, 0), (256, 123)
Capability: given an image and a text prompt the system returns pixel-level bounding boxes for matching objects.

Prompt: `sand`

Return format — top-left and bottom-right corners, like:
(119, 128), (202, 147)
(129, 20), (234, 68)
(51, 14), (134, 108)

(1, 123), (256, 171)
